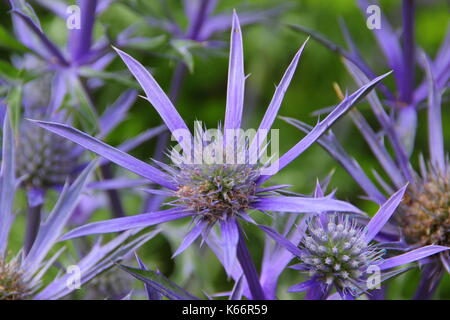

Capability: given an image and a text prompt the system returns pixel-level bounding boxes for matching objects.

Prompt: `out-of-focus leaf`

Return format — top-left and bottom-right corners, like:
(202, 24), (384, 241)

(0, 60), (38, 82)
(12, 0), (42, 25)
(78, 67), (140, 89)
(287, 23), (346, 56)
(124, 35), (167, 50)
(70, 76), (99, 134)
(5, 84), (22, 134)
(117, 264), (199, 300)
(0, 25), (30, 52)
(171, 39), (202, 73)
(0, 61), (22, 81)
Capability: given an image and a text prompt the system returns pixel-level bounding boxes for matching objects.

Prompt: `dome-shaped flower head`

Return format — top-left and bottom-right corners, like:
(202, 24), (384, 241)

(261, 186), (450, 299)
(0, 114), (158, 300)
(7, 0), (146, 121)
(4, 2), (168, 256)
(31, 12), (390, 299)
(285, 38), (450, 298)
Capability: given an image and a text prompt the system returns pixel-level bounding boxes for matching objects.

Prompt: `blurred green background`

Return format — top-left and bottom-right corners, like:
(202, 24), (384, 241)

(0, 0), (449, 299)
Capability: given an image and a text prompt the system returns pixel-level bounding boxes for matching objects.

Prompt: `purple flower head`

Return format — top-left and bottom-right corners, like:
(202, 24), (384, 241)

(15, 84), (146, 211)
(10, 0), (108, 69)
(0, 113), (159, 300)
(5, 43), (156, 207)
(3, 1), (137, 193)
(285, 40), (450, 298)
(30, 12), (390, 299)
(289, 0), (450, 154)
(262, 186), (450, 299)
(6, 0), (137, 117)
(292, 214), (385, 297)
(17, 112), (79, 190)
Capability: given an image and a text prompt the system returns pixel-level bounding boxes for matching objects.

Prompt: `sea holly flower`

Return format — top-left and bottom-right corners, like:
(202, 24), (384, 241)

(0, 114), (159, 300)
(285, 49), (450, 298)
(7, 0), (144, 119)
(2, 29), (164, 245)
(5, 0), (159, 202)
(125, 0), (287, 173)
(10, 73), (163, 251)
(9, 0), (112, 73)
(289, 0), (450, 154)
(257, 179), (331, 299)
(261, 186), (450, 299)
(31, 12), (389, 299)
(1, 26), (162, 258)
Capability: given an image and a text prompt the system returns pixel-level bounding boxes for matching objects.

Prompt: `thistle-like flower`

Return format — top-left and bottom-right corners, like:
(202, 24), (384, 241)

(31, 12), (390, 299)
(289, 0), (450, 154)
(262, 186), (450, 299)
(5, 1), (148, 195)
(295, 214), (384, 296)
(0, 114), (158, 300)
(4, 1), (165, 252)
(17, 120), (79, 188)
(299, 215), (383, 291)
(10, 0), (111, 74)
(400, 162), (450, 249)
(285, 39), (450, 299)
(16, 80), (80, 189)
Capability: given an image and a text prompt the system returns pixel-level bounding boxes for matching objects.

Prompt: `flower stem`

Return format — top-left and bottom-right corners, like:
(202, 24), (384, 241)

(169, 63), (188, 103)
(187, 0), (210, 40)
(79, 77), (126, 219)
(414, 263), (443, 300)
(24, 204), (42, 255)
(236, 225), (266, 300)
(100, 163), (125, 218)
(401, 0), (415, 104)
